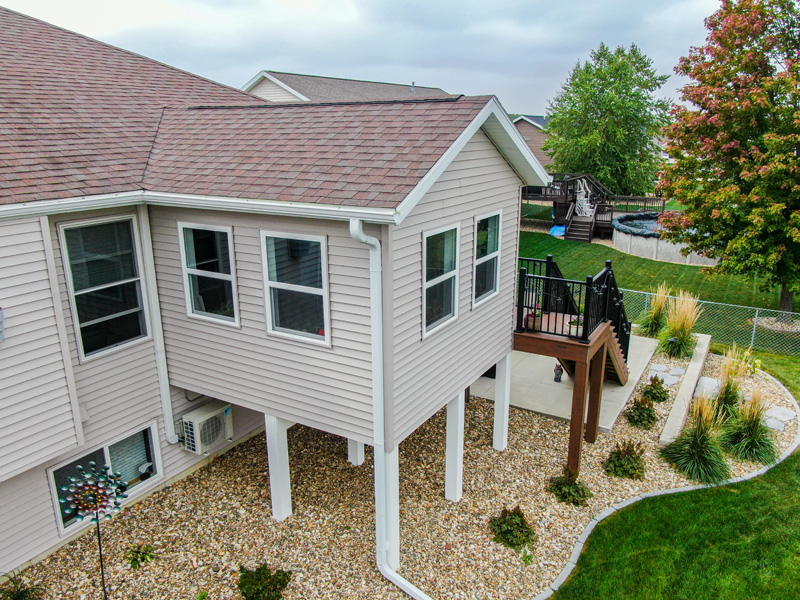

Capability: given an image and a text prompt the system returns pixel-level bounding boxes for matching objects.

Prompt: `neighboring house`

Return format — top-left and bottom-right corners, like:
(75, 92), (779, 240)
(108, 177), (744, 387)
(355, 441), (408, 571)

(513, 114), (553, 170)
(242, 70), (454, 103)
(0, 6), (549, 597)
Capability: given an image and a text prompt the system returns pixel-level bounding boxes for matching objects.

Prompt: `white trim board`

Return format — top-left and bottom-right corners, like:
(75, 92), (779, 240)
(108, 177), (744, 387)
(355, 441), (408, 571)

(240, 71), (310, 101)
(513, 115), (547, 130)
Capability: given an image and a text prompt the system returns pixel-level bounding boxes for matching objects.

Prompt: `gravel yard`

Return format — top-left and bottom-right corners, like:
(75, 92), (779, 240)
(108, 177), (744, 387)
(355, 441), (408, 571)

(23, 351), (797, 600)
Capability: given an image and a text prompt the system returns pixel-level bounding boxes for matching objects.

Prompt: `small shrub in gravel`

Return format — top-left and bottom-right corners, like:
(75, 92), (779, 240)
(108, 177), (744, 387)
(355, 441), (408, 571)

(625, 397), (658, 429)
(489, 505), (537, 553)
(603, 440), (646, 480)
(238, 563), (291, 600)
(548, 466), (593, 506)
(125, 542), (156, 570)
(642, 375), (670, 403)
(0, 571), (46, 600)
(719, 391), (778, 465)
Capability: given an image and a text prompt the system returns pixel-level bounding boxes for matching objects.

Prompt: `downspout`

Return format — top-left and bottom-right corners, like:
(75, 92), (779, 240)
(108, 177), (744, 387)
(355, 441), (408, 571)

(349, 219), (433, 600)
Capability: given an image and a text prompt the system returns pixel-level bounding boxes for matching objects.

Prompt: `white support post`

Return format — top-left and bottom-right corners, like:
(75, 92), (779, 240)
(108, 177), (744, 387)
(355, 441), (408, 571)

(265, 414), (294, 521)
(493, 352), (513, 451)
(348, 439), (365, 466)
(445, 390), (465, 502)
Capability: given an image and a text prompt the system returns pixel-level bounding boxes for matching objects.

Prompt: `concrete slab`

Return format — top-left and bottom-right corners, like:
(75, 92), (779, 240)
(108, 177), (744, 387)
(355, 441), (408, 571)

(766, 406), (796, 422)
(650, 363), (667, 372)
(670, 367), (687, 376)
(473, 335), (658, 434)
(766, 417), (786, 431)
(695, 376), (721, 399)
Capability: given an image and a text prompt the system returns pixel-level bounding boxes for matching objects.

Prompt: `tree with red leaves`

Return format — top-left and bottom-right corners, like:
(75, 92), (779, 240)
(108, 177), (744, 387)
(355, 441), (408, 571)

(659, 0), (800, 313)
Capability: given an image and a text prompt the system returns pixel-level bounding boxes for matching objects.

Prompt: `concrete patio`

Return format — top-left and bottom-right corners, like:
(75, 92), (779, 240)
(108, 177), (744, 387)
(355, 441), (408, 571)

(472, 335), (658, 433)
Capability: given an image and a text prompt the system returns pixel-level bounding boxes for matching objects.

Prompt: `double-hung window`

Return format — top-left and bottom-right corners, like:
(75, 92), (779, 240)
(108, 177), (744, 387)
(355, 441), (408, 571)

(262, 232), (330, 345)
(61, 217), (147, 359)
(179, 224), (239, 325)
(473, 211), (502, 304)
(423, 224), (459, 334)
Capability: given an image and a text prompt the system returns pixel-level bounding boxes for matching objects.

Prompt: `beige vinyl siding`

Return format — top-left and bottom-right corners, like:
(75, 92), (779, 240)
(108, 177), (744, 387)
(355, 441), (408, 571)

(149, 208), (375, 442)
(0, 218), (79, 481)
(388, 129), (522, 446)
(249, 78), (306, 102)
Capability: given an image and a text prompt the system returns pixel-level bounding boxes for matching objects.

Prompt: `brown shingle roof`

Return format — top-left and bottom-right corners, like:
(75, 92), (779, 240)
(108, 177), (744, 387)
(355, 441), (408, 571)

(265, 71), (454, 102)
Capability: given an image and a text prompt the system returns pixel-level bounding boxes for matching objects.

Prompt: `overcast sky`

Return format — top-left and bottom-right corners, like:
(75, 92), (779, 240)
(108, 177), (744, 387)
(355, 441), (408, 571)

(3, 0), (720, 114)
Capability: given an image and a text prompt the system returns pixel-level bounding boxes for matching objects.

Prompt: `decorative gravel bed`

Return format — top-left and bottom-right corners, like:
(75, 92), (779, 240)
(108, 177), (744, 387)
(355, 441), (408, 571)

(22, 351), (796, 600)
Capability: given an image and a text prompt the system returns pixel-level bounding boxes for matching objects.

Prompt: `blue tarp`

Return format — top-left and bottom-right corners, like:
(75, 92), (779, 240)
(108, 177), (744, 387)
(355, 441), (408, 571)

(550, 225), (566, 237)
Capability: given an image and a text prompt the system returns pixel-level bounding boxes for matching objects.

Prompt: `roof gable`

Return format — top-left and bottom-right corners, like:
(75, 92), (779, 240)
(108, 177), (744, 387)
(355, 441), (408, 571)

(513, 115), (549, 130)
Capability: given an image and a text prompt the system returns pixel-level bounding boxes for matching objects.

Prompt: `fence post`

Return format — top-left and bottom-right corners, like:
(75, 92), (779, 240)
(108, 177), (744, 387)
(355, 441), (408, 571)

(543, 255), (553, 314)
(751, 307), (760, 349)
(515, 268), (527, 333)
(603, 260), (612, 321)
(581, 275), (593, 343)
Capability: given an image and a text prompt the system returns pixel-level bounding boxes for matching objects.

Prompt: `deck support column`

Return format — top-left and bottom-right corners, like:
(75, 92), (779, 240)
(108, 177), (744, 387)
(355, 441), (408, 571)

(347, 439), (365, 466)
(567, 361), (590, 473)
(265, 414), (294, 521)
(493, 352), (513, 451)
(445, 390), (465, 502)
(585, 344), (607, 444)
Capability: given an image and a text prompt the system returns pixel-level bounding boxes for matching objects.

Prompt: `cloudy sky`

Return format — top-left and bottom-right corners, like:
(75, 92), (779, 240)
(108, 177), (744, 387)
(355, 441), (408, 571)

(3, 0), (719, 114)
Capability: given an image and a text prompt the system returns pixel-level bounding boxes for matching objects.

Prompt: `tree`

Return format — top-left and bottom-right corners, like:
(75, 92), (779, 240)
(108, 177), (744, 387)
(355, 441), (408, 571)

(659, 0), (800, 313)
(543, 43), (670, 195)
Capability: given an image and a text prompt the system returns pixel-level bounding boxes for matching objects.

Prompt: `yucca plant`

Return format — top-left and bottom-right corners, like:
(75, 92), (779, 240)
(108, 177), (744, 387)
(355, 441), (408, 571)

(658, 291), (702, 358)
(639, 283), (671, 337)
(661, 396), (730, 484)
(719, 390), (778, 465)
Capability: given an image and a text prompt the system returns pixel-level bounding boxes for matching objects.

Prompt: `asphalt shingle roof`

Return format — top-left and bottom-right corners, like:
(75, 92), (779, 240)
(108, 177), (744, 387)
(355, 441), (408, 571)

(265, 71), (454, 102)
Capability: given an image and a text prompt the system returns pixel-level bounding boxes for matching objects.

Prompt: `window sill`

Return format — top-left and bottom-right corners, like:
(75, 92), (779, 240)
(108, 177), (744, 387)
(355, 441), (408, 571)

(266, 327), (332, 349)
(422, 314), (458, 340)
(186, 312), (241, 329)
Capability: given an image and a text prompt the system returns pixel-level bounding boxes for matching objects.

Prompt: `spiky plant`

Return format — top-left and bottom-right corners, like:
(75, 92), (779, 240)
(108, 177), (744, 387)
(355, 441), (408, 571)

(720, 390), (779, 465)
(0, 571), (46, 600)
(658, 291), (702, 358)
(661, 396), (730, 484)
(714, 345), (755, 421)
(639, 282), (671, 337)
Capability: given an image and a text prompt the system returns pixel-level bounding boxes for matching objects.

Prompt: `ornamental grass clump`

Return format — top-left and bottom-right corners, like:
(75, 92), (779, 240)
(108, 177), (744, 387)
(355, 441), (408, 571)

(548, 466), (593, 506)
(658, 291), (702, 358)
(661, 396), (730, 484)
(642, 375), (670, 403)
(624, 396), (658, 430)
(639, 283), (670, 337)
(489, 505), (537, 554)
(720, 390), (778, 465)
(714, 345), (756, 422)
(603, 440), (646, 480)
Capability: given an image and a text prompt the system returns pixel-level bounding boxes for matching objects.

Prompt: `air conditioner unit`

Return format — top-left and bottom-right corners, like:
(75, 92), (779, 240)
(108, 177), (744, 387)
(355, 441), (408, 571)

(177, 400), (233, 455)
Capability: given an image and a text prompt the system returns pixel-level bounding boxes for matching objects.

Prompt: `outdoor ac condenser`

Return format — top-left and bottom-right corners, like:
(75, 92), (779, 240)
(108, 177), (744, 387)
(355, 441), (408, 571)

(177, 400), (233, 455)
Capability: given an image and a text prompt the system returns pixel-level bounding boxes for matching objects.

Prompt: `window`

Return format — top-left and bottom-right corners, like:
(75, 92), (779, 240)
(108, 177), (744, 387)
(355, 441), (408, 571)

(179, 224), (239, 325)
(423, 225), (459, 333)
(50, 424), (159, 532)
(262, 232), (329, 344)
(61, 217), (147, 358)
(473, 211), (502, 304)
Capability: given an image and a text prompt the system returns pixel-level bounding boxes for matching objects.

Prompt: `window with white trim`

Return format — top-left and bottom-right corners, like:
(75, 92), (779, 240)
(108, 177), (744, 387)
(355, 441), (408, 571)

(62, 217), (147, 357)
(50, 424), (159, 531)
(179, 224), (238, 324)
(262, 232), (329, 343)
(474, 212), (501, 304)
(424, 225), (459, 333)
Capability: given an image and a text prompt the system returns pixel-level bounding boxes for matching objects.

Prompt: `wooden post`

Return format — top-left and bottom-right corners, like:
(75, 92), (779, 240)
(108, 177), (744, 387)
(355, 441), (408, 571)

(567, 360), (590, 472)
(585, 344), (607, 444)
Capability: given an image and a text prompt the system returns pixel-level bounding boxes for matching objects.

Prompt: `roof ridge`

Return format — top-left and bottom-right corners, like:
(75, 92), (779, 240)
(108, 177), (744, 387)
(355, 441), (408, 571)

(181, 95), (475, 111)
(267, 70), (444, 90)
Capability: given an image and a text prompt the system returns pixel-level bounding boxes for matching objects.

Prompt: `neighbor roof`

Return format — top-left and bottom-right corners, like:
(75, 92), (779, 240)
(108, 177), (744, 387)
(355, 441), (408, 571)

(513, 115), (549, 130)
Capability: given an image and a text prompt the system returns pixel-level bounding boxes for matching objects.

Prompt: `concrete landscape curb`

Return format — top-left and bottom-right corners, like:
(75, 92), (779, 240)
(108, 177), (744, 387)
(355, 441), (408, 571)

(532, 370), (800, 600)
(659, 334), (711, 446)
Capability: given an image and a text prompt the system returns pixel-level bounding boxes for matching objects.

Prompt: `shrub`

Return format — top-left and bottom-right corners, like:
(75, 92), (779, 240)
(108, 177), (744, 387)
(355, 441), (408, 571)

(488, 505), (537, 553)
(658, 291), (701, 358)
(0, 571), (46, 600)
(548, 466), (593, 506)
(603, 440), (646, 480)
(624, 397), (658, 429)
(238, 564), (291, 600)
(720, 390), (778, 465)
(125, 543), (156, 570)
(642, 375), (670, 404)
(639, 283), (670, 337)
(661, 397), (730, 484)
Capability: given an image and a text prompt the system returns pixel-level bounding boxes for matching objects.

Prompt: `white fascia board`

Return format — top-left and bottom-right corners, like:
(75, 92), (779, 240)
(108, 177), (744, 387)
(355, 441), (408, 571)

(240, 70), (310, 101)
(0, 190), (397, 224)
(512, 115), (546, 130)
(393, 97), (552, 225)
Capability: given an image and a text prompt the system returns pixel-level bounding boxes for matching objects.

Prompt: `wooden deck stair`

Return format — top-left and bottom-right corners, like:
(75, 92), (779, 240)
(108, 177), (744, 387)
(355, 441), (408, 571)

(564, 215), (593, 242)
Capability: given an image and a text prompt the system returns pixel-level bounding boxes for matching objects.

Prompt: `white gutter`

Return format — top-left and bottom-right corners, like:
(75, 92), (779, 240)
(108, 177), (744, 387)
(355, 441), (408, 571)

(348, 219), (434, 600)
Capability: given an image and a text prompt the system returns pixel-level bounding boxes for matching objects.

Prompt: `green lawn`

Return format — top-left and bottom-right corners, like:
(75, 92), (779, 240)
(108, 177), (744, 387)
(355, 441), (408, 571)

(521, 202), (554, 221)
(554, 357), (800, 600)
(664, 199), (686, 211)
(519, 231), (799, 312)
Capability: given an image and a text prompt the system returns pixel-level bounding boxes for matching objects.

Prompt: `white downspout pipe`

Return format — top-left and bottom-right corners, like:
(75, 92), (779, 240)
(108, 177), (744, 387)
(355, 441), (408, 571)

(349, 219), (434, 600)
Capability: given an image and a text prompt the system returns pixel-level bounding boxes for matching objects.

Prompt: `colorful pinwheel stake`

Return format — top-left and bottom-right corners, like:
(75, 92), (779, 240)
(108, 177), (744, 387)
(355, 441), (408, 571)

(60, 462), (127, 600)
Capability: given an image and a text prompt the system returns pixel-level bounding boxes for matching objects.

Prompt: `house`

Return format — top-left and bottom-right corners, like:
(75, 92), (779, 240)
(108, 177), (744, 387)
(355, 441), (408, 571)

(513, 115), (553, 170)
(0, 7), (551, 597)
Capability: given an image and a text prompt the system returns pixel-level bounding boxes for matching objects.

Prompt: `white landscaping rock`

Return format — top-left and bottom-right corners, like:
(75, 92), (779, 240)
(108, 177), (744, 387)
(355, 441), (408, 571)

(669, 367), (687, 376)
(766, 406), (796, 423)
(695, 376), (722, 399)
(765, 417), (786, 431)
(650, 364), (668, 372)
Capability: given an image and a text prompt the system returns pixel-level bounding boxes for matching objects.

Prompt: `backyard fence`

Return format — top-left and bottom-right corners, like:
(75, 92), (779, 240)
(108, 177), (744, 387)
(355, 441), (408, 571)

(621, 289), (800, 356)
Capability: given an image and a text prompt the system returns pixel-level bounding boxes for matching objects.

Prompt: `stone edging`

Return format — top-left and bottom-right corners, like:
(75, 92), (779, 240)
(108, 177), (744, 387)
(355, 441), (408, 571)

(532, 370), (800, 600)
(659, 333), (711, 446)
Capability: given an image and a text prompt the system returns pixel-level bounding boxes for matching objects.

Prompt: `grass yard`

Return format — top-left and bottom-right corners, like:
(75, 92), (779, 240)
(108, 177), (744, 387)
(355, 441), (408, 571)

(521, 202), (554, 221)
(554, 357), (800, 600)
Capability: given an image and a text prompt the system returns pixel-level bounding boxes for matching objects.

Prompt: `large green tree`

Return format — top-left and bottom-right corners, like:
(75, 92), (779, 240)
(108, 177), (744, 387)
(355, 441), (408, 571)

(544, 43), (670, 195)
(659, 0), (800, 313)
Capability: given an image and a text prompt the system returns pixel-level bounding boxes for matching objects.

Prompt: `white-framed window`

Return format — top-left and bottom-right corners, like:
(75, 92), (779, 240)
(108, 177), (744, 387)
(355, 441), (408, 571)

(261, 231), (330, 346)
(59, 215), (149, 360)
(48, 422), (162, 534)
(473, 210), (502, 305)
(423, 223), (460, 335)
(178, 223), (239, 326)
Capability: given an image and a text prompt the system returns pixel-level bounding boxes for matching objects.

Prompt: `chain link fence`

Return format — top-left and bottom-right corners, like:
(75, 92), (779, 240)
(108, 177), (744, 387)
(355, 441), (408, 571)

(621, 289), (800, 356)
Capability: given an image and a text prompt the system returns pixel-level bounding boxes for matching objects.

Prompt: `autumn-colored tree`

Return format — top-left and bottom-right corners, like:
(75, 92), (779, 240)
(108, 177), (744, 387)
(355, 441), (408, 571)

(544, 43), (670, 195)
(659, 0), (800, 313)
